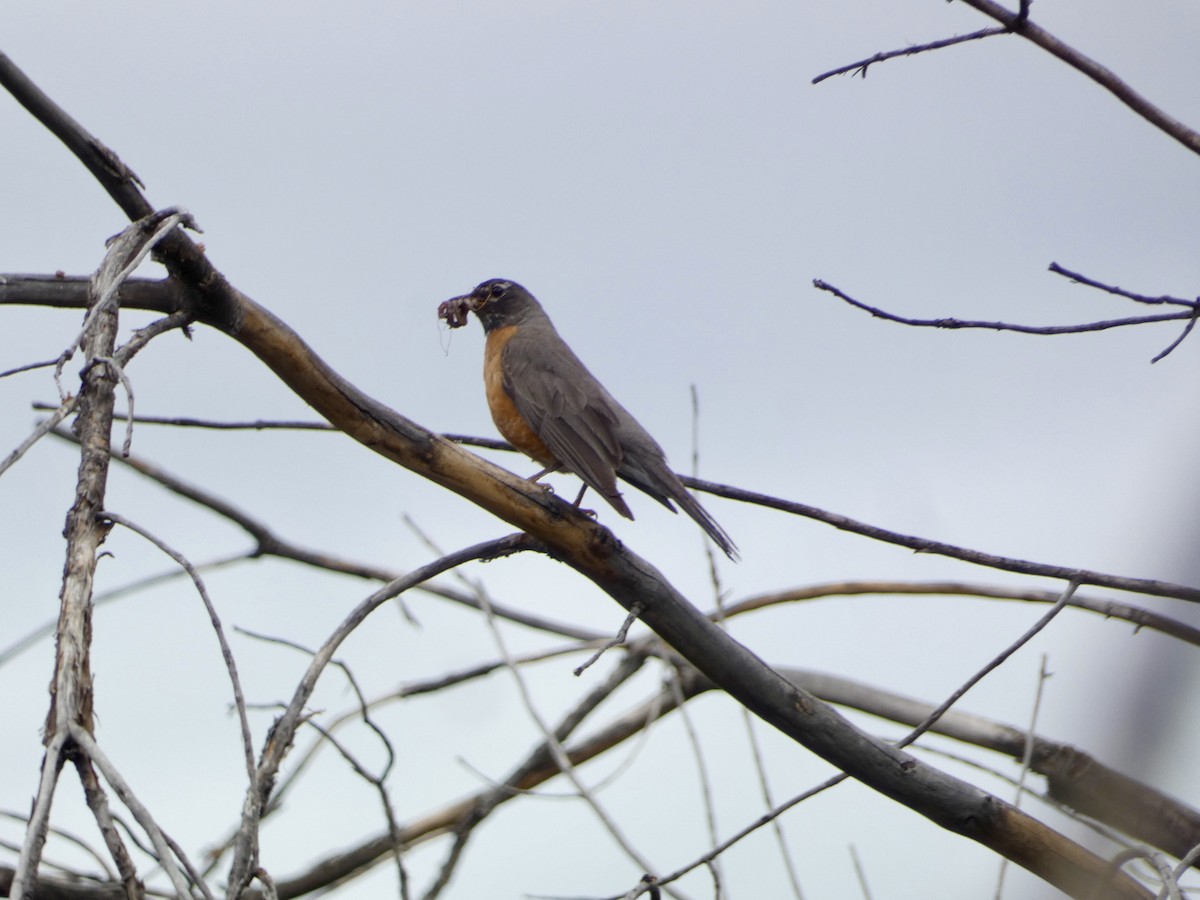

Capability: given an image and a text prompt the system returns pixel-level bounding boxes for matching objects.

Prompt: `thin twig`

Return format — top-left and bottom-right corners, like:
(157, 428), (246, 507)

(848, 844), (873, 900)
(650, 771), (849, 894)
(738, 710), (804, 899)
(403, 522), (682, 900)
(993, 654), (1051, 899)
(99, 512), (256, 783)
(718, 581), (1200, 647)
(45, 428), (600, 642)
(1150, 314), (1199, 364)
(0, 398), (76, 478)
(68, 725), (196, 900)
(1047, 263), (1197, 309)
(691, 387), (795, 896)
(226, 535), (535, 896)
(812, 27), (1006, 83)
(664, 669), (724, 898)
(1094, 847), (1179, 900)
(896, 582), (1076, 749)
(813, 277), (1195, 336)
(229, 628), (409, 899)
(0, 809), (116, 880)
(574, 603), (642, 676)
(687, 476), (1200, 603)
(1164, 844), (1200, 900)
(0, 358), (59, 379)
(88, 358), (135, 456)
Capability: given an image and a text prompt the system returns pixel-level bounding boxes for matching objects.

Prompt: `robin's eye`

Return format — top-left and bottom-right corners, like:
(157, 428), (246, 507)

(490, 282), (510, 299)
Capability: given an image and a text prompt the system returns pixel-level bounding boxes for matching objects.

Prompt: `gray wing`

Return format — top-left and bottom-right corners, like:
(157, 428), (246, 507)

(503, 326), (633, 518)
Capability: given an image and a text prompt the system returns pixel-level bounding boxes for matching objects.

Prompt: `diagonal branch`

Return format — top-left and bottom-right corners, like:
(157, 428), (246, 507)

(812, 26), (1006, 83)
(1, 52), (1160, 899)
(226, 536), (534, 897)
(955, 0), (1200, 157)
(0, 269), (1172, 899)
(811, 2), (1200, 157)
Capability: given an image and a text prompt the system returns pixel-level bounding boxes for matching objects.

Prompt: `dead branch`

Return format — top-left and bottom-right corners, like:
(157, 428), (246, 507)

(0, 47), (1172, 900)
(812, 1), (1200, 157)
(689, 474), (1200, 604)
(0, 270), (1175, 898)
(812, 26), (1007, 83)
(225, 536), (533, 896)
(813, 277), (1196, 337)
(11, 210), (189, 900)
(958, 0), (1200, 157)
(720, 581), (1200, 647)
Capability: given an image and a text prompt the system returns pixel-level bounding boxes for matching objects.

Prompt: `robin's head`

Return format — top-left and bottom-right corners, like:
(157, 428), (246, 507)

(466, 279), (542, 332)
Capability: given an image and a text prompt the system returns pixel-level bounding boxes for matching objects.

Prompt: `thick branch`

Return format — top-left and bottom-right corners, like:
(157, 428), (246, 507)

(0, 274), (1171, 897)
(260, 661), (1196, 897)
(0, 53), (1158, 897)
(10, 284), (1192, 605)
(20, 274), (1149, 897)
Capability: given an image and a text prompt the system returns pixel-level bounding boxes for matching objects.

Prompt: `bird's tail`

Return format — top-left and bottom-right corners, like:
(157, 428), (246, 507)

(672, 486), (739, 561)
(622, 464), (738, 560)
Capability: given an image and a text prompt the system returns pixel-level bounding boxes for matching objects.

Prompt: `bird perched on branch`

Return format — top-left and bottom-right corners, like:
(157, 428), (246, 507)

(440, 278), (737, 560)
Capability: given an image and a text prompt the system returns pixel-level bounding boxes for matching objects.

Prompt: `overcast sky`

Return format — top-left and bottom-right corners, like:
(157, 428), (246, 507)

(3, 3), (1200, 898)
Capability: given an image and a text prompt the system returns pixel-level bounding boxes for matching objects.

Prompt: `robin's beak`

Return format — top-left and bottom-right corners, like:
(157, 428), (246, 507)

(465, 287), (489, 311)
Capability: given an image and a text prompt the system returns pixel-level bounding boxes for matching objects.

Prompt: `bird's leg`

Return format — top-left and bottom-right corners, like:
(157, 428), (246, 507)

(528, 462), (561, 482)
(571, 484), (597, 518)
(524, 462), (560, 502)
(524, 464), (595, 516)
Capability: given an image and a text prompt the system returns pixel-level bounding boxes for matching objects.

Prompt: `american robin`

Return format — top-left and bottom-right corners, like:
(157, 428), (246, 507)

(441, 278), (737, 560)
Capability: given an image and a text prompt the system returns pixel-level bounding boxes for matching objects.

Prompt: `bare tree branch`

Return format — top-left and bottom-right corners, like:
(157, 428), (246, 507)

(66, 727), (198, 899)
(813, 277), (1196, 337)
(811, 1), (1200, 157)
(40, 427), (602, 642)
(4, 264), (1167, 896)
(72, 759), (142, 900)
(955, 0), (1200, 157)
(720, 581), (1200, 647)
(226, 536), (535, 897)
(99, 512), (256, 782)
(812, 26), (1007, 83)
(12, 209), (187, 900)
(691, 474), (1200, 604)
(265, 651), (649, 900)
(0, 49), (1170, 899)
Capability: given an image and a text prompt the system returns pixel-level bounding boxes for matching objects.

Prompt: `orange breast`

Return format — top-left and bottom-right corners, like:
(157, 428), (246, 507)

(484, 325), (556, 466)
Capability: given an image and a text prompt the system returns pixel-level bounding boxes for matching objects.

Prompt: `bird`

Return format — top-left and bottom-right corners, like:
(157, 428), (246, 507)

(441, 278), (737, 560)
